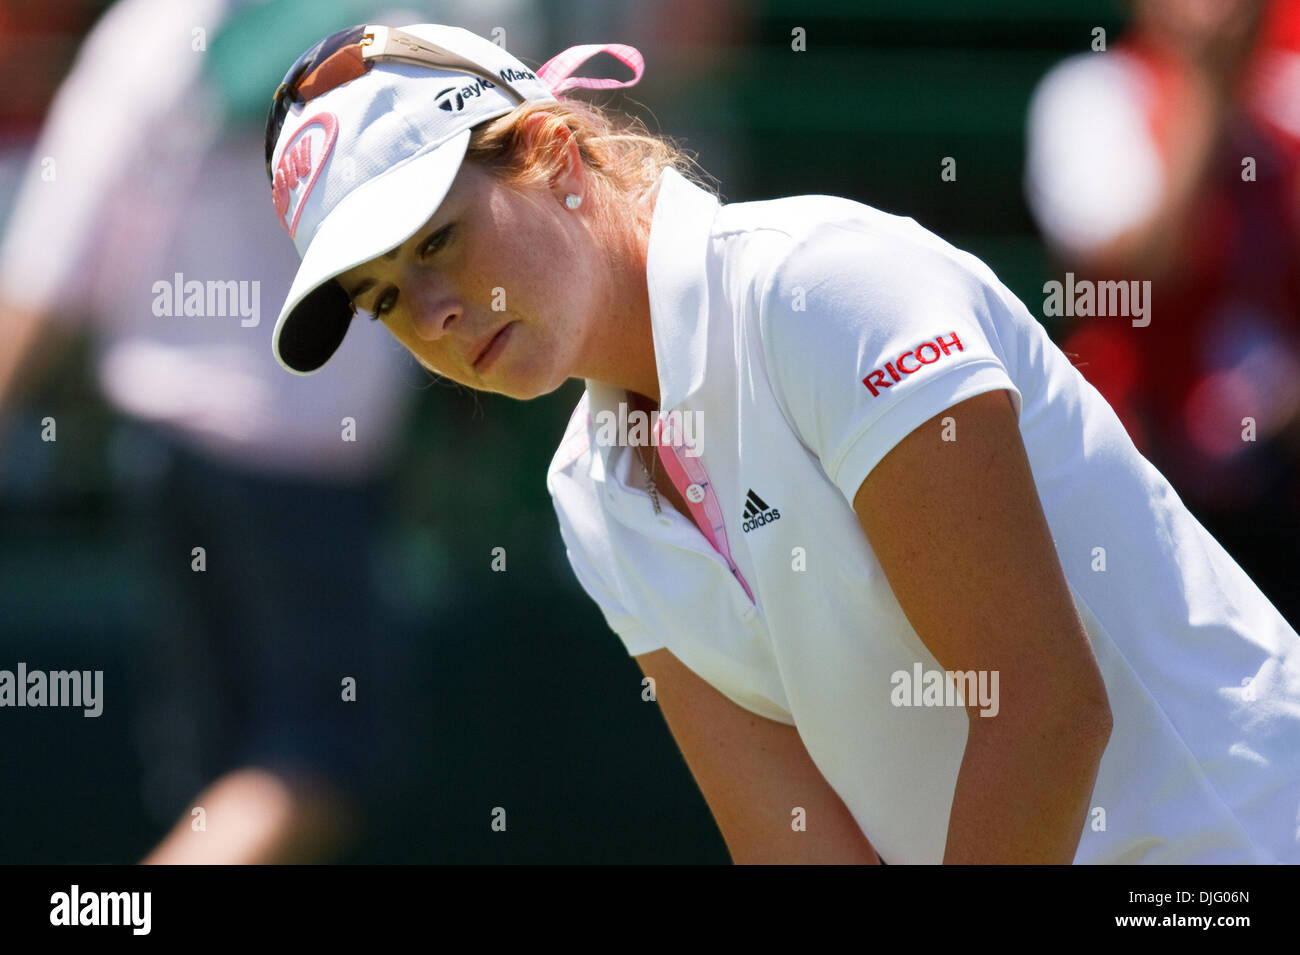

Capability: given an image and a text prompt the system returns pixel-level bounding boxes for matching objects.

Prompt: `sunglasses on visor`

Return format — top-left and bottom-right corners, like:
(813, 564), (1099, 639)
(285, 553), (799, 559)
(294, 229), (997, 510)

(264, 24), (529, 180)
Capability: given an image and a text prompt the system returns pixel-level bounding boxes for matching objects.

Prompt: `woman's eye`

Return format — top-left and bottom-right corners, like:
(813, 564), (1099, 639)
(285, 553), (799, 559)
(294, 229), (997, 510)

(364, 227), (451, 322)
(420, 224), (454, 258)
(370, 288), (397, 320)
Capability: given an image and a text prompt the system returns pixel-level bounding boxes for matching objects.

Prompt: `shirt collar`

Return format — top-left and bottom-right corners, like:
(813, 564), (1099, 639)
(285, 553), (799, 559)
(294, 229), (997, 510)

(583, 166), (722, 476)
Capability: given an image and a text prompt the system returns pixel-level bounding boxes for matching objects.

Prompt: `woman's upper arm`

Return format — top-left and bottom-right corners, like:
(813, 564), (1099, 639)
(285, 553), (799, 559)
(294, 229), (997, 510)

(851, 388), (1112, 731)
(634, 647), (880, 864)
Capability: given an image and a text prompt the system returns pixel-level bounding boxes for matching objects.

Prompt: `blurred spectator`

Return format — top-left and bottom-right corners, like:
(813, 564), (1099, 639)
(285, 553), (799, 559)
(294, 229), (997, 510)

(0, 0), (106, 137)
(0, 0), (440, 862)
(1026, 0), (1300, 628)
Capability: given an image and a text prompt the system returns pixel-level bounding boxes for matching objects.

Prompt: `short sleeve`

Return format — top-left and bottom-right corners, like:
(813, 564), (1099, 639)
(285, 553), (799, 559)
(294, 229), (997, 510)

(758, 218), (1023, 509)
(548, 466), (664, 658)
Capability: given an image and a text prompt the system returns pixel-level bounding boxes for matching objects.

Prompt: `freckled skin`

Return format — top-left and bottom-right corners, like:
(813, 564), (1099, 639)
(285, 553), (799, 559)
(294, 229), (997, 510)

(338, 159), (604, 399)
(339, 113), (662, 404)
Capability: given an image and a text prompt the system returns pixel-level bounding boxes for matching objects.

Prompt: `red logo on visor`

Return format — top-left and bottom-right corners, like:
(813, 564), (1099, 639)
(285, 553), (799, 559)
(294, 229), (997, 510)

(271, 112), (338, 238)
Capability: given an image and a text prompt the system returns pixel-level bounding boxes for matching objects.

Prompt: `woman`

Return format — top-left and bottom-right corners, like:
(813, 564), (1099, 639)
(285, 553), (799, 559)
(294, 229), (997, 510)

(265, 23), (1300, 864)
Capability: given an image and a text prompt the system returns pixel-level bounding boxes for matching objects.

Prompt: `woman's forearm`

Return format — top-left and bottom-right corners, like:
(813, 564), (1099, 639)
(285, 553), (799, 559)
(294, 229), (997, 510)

(942, 709), (1112, 864)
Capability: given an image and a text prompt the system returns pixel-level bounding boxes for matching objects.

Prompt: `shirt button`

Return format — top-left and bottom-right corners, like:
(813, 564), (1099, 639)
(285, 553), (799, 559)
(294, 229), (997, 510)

(658, 515), (671, 526)
(685, 483), (705, 503)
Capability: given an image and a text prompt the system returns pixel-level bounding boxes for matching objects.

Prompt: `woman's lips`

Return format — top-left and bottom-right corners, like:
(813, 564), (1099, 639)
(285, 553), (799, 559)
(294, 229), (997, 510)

(473, 321), (516, 372)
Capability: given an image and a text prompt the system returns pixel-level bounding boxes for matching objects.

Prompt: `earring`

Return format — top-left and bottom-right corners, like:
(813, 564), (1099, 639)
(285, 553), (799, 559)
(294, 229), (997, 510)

(564, 193), (582, 210)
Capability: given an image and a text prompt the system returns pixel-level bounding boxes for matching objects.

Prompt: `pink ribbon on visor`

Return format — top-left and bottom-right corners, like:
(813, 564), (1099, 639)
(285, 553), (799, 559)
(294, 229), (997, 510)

(537, 43), (645, 95)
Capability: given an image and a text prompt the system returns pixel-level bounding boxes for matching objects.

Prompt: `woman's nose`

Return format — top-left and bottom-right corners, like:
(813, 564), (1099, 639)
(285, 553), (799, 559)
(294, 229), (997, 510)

(403, 272), (461, 341)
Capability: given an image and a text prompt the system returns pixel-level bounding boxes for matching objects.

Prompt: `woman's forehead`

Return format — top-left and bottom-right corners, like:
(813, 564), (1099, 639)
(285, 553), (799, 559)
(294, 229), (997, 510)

(339, 244), (400, 287)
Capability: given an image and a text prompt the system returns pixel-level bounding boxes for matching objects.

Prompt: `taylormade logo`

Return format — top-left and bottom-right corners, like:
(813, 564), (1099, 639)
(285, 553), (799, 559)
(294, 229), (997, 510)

(435, 79), (493, 112)
(434, 66), (538, 112)
(498, 67), (537, 83)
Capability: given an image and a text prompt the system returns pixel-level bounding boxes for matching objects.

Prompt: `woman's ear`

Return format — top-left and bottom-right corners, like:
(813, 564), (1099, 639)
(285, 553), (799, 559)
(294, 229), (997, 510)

(551, 126), (584, 200)
(517, 111), (584, 201)
(516, 110), (551, 153)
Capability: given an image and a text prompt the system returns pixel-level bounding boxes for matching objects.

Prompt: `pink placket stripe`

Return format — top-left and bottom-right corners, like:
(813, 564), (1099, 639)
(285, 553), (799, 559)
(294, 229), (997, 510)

(653, 417), (755, 605)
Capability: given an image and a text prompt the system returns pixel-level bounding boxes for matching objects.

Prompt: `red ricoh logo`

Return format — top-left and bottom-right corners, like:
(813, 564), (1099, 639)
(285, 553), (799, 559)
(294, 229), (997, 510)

(861, 332), (964, 397)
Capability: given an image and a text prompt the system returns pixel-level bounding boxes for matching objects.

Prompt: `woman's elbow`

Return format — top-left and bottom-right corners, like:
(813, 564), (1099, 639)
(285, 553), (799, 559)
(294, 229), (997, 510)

(974, 670), (1114, 752)
(1039, 685), (1114, 754)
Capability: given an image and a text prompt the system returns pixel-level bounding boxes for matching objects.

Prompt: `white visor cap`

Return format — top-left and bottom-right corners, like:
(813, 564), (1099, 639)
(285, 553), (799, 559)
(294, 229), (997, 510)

(266, 24), (643, 374)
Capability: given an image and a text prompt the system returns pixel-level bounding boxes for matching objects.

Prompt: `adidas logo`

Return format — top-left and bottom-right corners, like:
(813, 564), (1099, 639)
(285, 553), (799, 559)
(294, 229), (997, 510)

(741, 489), (780, 533)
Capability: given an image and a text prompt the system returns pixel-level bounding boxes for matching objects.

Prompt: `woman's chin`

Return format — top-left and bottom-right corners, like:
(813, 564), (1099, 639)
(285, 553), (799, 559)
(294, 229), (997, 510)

(499, 380), (562, 401)
(496, 366), (572, 401)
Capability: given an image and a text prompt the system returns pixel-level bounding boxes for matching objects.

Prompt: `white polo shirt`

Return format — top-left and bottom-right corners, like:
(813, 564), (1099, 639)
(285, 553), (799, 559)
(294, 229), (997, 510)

(546, 167), (1300, 864)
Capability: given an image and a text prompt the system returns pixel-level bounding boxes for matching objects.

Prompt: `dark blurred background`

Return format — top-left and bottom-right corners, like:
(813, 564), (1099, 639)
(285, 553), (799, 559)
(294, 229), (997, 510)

(8, 0), (1293, 864)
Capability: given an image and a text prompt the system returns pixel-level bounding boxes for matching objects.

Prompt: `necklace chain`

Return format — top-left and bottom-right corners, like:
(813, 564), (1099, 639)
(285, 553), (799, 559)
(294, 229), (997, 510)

(636, 441), (661, 515)
(630, 392), (662, 515)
